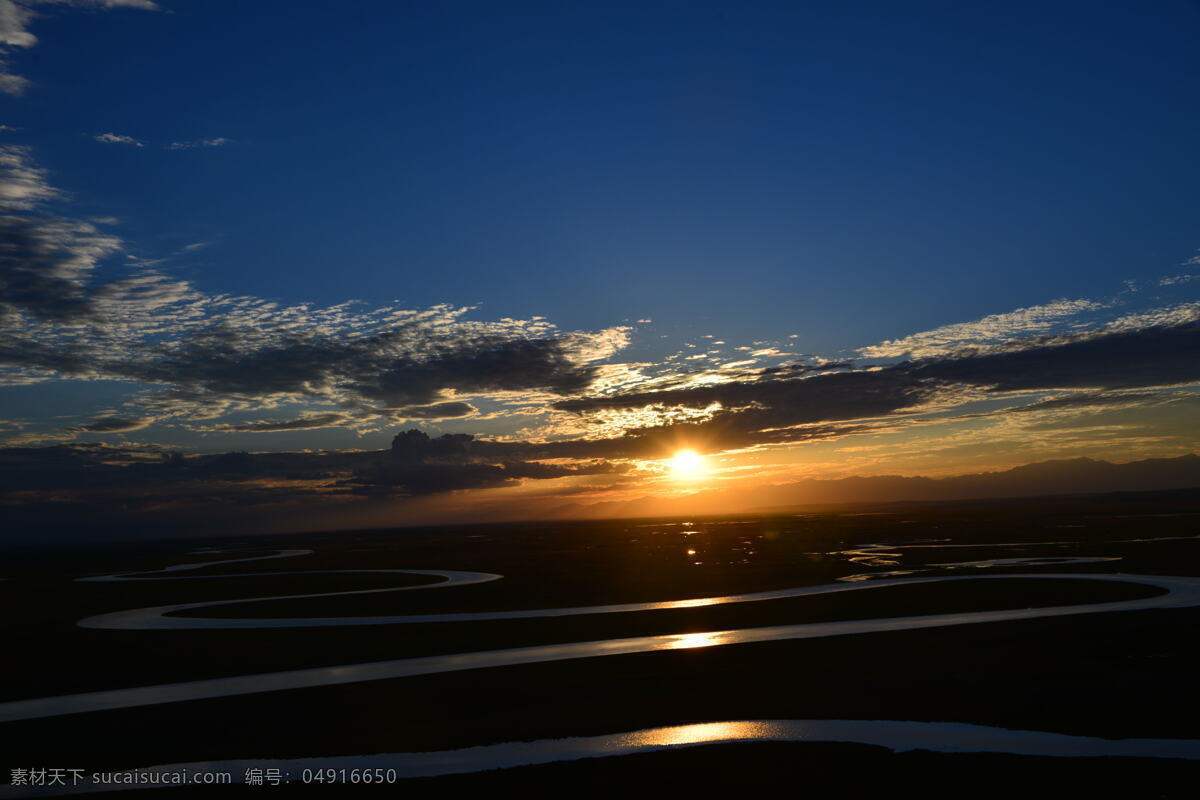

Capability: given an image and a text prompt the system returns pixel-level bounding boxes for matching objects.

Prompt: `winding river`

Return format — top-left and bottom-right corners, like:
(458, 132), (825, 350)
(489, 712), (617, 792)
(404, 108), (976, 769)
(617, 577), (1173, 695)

(2, 538), (1198, 795)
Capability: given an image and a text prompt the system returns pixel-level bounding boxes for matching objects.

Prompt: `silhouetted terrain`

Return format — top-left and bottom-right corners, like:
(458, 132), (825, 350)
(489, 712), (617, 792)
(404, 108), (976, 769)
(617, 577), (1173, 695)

(551, 454), (1200, 519)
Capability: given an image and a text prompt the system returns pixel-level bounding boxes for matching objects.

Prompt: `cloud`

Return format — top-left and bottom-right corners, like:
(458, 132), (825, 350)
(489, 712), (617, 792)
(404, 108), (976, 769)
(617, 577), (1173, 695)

(859, 298), (1108, 358)
(166, 137), (232, 150)
(96, 134), (232, 151)
(0, 146), (631, 427)
(1103, 301), (1200, 331)
(0, 144), (60, 209)
(1003, 391), (1180, 415)
(0, 1), (35, 49)
(904, 317), (1200, 392)
(2, 142), (1196, 469)
(0, 214), (124, 323)
(343, 336), (609, 407)
(63, 415), (154, 432)
(0, 148), (126, 320)
(93, 132), (143, 147)
(392, 401), (477, 419)
(348, 429), (629, 495)
(0, 0), (158, 94)
(87, 318), (629, 426)
(47, 1), (159, 8)
(4, 316), (1199, 516)
(550, 315), (1200, 457)
(11, 305), (630, 419)
(2, 111), (1197, 517)
(192, 413), (355, 433)
(0, 434), (630, 516)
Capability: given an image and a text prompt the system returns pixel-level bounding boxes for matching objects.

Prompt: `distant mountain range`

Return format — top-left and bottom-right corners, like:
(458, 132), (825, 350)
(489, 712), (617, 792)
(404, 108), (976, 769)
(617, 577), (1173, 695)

(547, 454), (1200, 519)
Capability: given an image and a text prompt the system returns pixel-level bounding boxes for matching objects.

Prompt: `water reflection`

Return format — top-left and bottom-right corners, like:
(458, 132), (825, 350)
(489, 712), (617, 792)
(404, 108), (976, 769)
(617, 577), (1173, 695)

(930, 556), (1119, 569)
(664, 631), (730, 650)
(11, 536), (1198, 727)
(838, 556), (1121, 583)
(7, 719), (1196, 796)
(661, 598), (721, 610)
(622, 720), (754, 747)
(8, 571), (1197, 723)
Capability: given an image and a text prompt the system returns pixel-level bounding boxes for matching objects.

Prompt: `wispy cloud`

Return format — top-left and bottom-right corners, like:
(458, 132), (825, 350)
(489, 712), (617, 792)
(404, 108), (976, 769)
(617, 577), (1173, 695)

(0, 1), (37, 51)
(166, 137), (232, 150)
(548, 306), (1200, 460)
(0, 0), (158, 94)
(0, 145), (631, 433)
(63, 415), (155, 433)
(191, 413), (356, 434)
(2, 126), (1198, 510)
(0, 144), (60, 208)
(4, 134), (1198, 475)
(43, 1), (159, 8)
(92, 132), (143, 147)
(859, 298), (1108, 358)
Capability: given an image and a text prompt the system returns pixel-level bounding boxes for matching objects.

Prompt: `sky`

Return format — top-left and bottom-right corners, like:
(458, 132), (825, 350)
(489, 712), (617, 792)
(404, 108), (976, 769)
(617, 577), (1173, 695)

(1, 0), (1199, 534)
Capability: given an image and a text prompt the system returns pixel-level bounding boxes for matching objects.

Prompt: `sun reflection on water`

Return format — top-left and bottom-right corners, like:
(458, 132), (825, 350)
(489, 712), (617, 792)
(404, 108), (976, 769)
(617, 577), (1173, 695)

(664, 631), (729, 650)
(658, 597), (721, 610)
(620, 721), (778, 748)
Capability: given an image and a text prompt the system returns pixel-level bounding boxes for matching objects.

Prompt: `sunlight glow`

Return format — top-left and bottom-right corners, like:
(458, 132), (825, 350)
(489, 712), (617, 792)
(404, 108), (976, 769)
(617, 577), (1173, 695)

(668, 449), (707, 479)
(627, 721), (757, 747)
(665, 631), (729, 650)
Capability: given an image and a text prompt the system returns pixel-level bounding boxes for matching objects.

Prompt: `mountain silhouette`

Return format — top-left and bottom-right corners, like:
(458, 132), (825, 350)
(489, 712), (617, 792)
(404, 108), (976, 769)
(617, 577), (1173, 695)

(548, 454), (1200, 519)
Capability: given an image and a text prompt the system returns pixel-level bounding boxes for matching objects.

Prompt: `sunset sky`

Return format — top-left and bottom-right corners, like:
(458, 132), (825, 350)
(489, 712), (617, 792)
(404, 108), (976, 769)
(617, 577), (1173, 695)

(1, 1), (1199, 533)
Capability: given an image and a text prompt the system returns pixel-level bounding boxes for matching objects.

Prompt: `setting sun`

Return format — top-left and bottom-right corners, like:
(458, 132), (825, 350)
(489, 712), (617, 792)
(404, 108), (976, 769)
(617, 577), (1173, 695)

(669, 449), (707, 479)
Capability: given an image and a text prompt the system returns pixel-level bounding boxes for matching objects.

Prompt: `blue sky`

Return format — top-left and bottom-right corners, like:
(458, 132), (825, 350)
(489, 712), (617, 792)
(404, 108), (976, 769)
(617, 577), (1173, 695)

(16, 0), (1199, 345)
(1, 1), (1199, 524)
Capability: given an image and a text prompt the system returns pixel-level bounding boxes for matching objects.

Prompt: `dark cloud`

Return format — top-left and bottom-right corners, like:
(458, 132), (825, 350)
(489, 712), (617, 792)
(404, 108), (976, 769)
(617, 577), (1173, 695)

(348, 460), (514, 495)
(0, 146), (126, 323)
(563, 324), (1200, 415)
(502, 460), (625, 480)
(904, 322), (1200, 391)
(348, 456), (625, 497)
(0, 442), (175, 491)
(3, 137), (1199, 529)
(4, 311), (623, 421)
(1004, 391), (1180, 415)
(393, 401), (476, 419)
(0, 145), (628, 424)
(389, 429), (477, 464)
(759, 360), (854, 377)
(345, 337), (598, 407)
(556, 369), (933, 419)
(96, 315), (629, 426)
(0, 431), (630, 512)
(197, 413), (354, 433)
(63, 415), (154, 433)
(0, 444), (362, 493)
(0, 337), (91, 374)
(0, 214), (112, 322)
(550, 322), (1200, 456)
(459, 419), (882, 463)
(352, 429), (630, 494)
(552, 369), (940, 457)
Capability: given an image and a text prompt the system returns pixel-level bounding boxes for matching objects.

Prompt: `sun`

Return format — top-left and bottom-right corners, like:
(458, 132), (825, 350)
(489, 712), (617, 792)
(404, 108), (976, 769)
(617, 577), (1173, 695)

(668, 449), (707, 479)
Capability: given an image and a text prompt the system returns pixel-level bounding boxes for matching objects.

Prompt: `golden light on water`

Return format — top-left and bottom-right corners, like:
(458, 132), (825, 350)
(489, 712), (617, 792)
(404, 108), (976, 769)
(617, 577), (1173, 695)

(668, 449), (707, 479)
(665, 631), (728, 650)
(632, 721), (753, 747)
